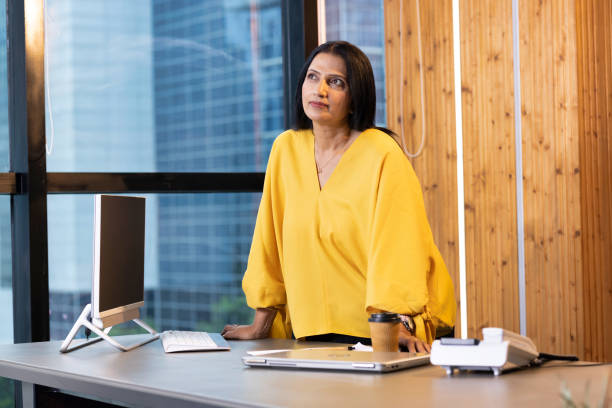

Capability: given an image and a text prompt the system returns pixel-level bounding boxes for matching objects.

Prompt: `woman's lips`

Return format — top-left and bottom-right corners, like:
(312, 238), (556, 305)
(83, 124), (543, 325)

(309, 101), (328, 109)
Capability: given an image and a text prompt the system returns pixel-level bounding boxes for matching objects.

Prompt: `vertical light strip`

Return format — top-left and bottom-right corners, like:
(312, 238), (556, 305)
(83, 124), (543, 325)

(317, 0), (327, 44)
(452, 0), (468, 339)
(511, 0), (527, 336)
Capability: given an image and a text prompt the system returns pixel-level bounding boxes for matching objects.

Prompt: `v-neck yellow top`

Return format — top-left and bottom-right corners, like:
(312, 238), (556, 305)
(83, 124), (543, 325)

(242, 128), (456, 342)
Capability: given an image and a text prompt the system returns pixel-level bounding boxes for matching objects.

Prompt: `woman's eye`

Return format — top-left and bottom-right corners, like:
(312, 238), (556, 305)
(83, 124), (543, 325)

(307, 73), (318, 81)
(329, 78), (345, 89)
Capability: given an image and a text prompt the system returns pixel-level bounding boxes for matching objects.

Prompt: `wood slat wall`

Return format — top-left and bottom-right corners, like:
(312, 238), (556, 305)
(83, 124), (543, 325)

(459, 0), (520, 336)
(382, 0), (610, 360)
(383, 0), (460, 334)
(519, 0), (584, 358)
(575, 0), (612, 362)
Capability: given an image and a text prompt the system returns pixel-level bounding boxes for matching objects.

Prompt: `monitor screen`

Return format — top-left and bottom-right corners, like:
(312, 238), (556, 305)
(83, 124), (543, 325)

(92, 195), (145, 317)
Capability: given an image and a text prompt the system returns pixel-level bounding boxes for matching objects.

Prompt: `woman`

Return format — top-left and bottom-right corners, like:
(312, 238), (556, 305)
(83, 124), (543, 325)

(222, 41), (456, 352)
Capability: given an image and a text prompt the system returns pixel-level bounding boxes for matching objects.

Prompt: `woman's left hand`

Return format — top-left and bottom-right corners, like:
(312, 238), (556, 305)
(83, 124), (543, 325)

(398, 323), (431, 353)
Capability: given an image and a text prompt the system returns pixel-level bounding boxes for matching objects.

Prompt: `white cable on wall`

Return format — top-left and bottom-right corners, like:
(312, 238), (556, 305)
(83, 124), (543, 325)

(451, 0), (468, 339)
(398, 0), (426, 158)
(511, 0), (527, 336)
(317, 0), (327, 45)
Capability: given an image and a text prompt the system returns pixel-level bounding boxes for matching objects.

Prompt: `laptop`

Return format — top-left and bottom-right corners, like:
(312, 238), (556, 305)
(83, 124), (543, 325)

(242, 349), (430, 373)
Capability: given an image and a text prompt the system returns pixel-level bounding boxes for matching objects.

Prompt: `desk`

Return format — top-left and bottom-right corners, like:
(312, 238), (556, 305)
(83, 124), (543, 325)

(0, 335), (609, 407)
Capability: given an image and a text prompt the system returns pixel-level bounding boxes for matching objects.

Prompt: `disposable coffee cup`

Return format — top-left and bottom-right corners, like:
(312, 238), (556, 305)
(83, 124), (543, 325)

(368, 313), (401, 352)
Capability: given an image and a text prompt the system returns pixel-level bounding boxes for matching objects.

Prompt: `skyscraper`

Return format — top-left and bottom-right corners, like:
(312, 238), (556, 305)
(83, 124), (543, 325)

(325, 0), (386, 125)
(44, 0), (156, 339)
(150, 0), (282, 330)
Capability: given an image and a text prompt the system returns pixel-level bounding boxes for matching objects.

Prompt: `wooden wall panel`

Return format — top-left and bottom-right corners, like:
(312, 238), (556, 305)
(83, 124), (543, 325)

(576, 0), (612, 362)
(459, 0), (519, 336)
(519, 0), (584, 358)
(383, 0), (460, 334)
(383, 0), (610, 360)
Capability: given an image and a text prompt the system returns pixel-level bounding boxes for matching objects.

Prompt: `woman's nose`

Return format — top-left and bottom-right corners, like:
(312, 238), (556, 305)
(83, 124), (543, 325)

(317, 81), (328, 96)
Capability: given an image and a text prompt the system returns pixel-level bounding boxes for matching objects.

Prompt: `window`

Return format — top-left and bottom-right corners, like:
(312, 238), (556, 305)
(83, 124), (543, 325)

(0, 197), (12, 344)
(0, 376), (13, 408)
(0, 0), (8, 171)
(45, 0), (282, 172)
(44, 0), (282, 341)
(0, 0), (15, 403)
(48, 193), (258, 339)
(324, 0), (386, 125)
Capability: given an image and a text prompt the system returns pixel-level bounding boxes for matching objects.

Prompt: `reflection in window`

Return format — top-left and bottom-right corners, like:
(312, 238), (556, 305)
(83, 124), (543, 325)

(48, 194), (258, 340)
(0, 0), (8, 171)
(0, 197), (12, 344)
(0, 196), (13, 408)
(44, 0), (282, 172)
(1, 0), (15, 404)
(324, 0), (386, 126)
(0, 377), (13, 408)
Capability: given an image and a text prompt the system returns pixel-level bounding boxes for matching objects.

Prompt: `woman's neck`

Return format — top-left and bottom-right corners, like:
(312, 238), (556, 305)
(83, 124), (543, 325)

(312, 123), (354, 151)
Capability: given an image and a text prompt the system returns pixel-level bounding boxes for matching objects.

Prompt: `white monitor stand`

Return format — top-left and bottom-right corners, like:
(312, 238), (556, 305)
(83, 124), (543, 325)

(60, 304), (159, 353)
(60, 195), (159, 353)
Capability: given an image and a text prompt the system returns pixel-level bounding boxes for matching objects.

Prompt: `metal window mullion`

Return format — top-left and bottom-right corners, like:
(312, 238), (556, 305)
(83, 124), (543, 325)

(46, 172), (265, 194)
(7, 0), (49, 344)
(281, 0), (318, 129)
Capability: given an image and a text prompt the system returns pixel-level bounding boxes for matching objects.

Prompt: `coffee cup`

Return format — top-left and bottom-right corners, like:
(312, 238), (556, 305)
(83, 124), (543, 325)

(368, 313), (401, 352)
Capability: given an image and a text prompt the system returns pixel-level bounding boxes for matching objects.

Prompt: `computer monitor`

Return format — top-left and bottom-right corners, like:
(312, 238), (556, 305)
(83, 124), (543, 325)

(91, 194), (146, 329)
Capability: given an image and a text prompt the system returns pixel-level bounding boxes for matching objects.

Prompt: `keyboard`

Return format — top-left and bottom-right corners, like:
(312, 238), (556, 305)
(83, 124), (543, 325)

(160, 331), (230, 353)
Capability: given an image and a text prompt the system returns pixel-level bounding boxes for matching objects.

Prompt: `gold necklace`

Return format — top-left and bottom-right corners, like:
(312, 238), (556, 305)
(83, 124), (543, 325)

(315, 142), (349, 174)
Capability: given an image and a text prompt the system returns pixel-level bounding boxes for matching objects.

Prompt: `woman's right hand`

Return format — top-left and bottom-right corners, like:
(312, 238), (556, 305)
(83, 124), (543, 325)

(221, 307), (277, 340)
(221, 324), (264, 340)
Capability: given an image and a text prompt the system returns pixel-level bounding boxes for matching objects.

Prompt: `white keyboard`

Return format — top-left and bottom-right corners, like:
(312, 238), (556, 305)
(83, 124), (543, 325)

(161, 331), (228, 353)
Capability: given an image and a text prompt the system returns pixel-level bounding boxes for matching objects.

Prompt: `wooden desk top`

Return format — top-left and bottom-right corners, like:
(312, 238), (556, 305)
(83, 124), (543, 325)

(0, 335), (609, 407)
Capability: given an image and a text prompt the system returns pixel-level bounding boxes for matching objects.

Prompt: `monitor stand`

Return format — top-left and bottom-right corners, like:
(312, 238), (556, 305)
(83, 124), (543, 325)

(60, 304), (159, 353)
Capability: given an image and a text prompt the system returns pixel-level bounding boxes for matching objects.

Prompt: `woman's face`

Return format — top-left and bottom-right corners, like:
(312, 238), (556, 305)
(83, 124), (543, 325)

(301, 52), (351, 128)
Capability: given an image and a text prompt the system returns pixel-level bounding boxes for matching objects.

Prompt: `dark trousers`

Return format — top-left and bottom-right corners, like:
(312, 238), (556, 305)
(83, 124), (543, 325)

(303, 327), (455, 346)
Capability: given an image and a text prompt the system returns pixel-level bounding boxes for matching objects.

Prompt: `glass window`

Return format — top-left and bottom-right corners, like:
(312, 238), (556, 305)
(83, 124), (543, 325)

(0, 377), (13, 408)
(0, 197), (12, 342)
(324, 0), (386, 126)
(0, 196), (13, 408)
(1, 0), (15, 403)
(48, 193), (257, 340)
(44, 0), (283, 172)
(0, 0), (8, 171)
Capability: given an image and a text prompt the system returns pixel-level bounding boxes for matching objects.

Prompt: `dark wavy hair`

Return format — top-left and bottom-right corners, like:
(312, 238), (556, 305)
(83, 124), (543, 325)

(293, 41), (377, 131)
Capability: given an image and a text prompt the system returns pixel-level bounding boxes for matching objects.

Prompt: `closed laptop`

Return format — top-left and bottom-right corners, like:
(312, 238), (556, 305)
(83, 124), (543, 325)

(242, 349), (430, 373)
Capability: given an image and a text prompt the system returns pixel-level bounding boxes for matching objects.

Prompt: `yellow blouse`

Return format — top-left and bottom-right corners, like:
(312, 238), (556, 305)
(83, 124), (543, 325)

(242, 128), (456, 343)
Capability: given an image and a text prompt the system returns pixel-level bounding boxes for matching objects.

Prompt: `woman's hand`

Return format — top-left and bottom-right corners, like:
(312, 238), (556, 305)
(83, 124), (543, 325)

(221, 324), (265, 340)
(398, 324), (431, 353)
(370, 308), (432, 353)
(221, 307), (277, 340)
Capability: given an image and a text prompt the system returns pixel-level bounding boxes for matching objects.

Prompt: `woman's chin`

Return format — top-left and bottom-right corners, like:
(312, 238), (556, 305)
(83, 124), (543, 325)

(305, 111), (328, 122)
(308, 115), (345, 128)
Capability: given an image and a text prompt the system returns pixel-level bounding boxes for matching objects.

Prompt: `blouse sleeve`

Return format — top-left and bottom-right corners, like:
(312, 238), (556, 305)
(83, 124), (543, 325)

(365, 149), (456, 343)
(242, 138), (292, 338)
